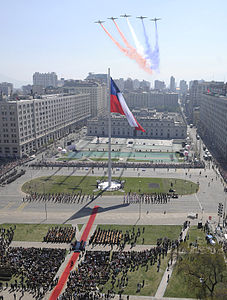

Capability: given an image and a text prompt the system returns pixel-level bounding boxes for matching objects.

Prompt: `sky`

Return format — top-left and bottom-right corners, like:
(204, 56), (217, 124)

(0, 0), (227, 88)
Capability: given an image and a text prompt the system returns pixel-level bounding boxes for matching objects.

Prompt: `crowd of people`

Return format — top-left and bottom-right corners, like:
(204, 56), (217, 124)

(31, 160), (205, 170)
(0, 157), (30, 177)
(123, 192), (177, 205)
(22, 192), (93, 204)
(0, 225), (66, 299)
(89, 229), (123, 246)
(43, 226), (76, 243)
(61, 233), (181, 300)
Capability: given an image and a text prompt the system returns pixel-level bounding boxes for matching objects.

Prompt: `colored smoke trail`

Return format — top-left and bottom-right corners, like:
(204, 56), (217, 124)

(141, 19), (153, 61)
(126, 18), (145, 58)
(141, 19), (160, 71)
(112, 20), (152, 74)
(100, 23), (127, 54)
(100, 23), (152, 74)
(152, 22), (160, 71)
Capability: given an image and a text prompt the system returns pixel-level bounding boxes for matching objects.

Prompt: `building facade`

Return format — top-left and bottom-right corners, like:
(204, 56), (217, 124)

(33, 72), (58, 88)
(124, 91), (178, 111)
(0, 93), (90, 158)
(0, 82), (13, 96)
(63, 81), (107, 117)
(87, 109), (187, 140)
(199, 93), (227, 161)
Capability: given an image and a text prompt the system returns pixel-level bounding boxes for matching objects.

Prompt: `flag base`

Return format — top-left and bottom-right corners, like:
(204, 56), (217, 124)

(98, 181), (122, 192)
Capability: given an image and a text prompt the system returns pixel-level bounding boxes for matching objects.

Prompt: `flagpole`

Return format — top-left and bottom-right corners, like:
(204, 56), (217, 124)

(108, 68), (112, 187)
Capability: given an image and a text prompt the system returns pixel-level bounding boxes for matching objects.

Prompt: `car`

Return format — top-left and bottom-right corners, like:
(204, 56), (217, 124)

(85, 167), (89, 170)
(116, 168), (120, 171)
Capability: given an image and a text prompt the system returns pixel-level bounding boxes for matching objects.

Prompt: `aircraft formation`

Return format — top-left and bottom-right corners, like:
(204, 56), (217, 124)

(95, 14), (161, 74)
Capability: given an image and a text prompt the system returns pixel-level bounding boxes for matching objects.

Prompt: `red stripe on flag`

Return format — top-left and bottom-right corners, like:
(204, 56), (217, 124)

(110, 94), (125, 115)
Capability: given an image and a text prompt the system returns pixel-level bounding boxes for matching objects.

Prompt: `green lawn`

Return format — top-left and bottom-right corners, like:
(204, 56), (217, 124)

(187, 226), (208, 248)
(101, 254), (169, 296)
(21, 176), (198, 196)
(78, 224), (84, 231)
(0, 223), (72, 242)
(97, 225), (182, 245)
(164, 264), (198, 298)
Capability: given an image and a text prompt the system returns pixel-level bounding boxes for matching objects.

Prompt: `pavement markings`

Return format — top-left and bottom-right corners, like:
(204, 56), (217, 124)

(1, 202), (15, 211)
(16, 203), (28, 212)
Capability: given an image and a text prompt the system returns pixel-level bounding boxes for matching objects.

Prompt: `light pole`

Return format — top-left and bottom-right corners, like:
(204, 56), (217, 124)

(43, 182), (47, 220)
(139, 180), (141, 220)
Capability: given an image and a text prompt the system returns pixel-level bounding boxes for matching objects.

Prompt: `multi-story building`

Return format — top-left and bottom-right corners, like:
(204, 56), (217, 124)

(0, 82), (13, 96)
(33, 72), (58, 88)
(86, 73), (107, 84)
(170, 76), (176, 92)
(0, 93), (90, 158)
(63, 80), (107, 117)
(87, 109), (187, 139)
(187, 80), (225, 124)
(179, 80), (188, 95)
(154, 80), (166, 91)
(199, 93), (227, 161)
(124, 91), (178, 111)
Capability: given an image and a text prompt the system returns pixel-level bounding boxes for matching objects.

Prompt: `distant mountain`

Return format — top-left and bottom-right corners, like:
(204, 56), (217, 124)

(0, 73), (30, 88)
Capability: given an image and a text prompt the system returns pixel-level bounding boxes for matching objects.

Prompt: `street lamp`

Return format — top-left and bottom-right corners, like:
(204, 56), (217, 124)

(42, 182), (47, 220)
(139, 180), (141, 220)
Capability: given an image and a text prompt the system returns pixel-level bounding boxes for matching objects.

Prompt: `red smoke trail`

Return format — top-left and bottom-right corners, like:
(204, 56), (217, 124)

(112, 20), (152, 74)
(100, 23), (152, 75)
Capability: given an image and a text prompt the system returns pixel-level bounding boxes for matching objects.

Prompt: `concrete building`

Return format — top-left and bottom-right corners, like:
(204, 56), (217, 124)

(124, 91), (178, 111)
(33, 72), (58, 88)
(0, 93), (90, 158)
(154, 80), (166, 91)
(63, 80), (107, 117)
(170, 76), (176, 92)
(0, 82), (13, 96)
(86, 73), (107, 84)
(87, 109), (187, 140)
(179, 80), (188, 95)
(199, 93), (227, 161)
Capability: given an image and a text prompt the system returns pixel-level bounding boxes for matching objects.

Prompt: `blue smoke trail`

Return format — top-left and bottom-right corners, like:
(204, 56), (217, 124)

(152, 22), (160, 71)
(141, 19), (160, 71)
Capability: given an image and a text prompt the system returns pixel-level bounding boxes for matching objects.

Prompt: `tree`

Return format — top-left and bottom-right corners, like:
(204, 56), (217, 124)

(176, 248), (227, 299)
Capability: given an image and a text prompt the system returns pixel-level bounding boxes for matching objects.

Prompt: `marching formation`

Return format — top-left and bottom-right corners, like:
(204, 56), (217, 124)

(23, 192), (94, 204)
(123, 192), (177, 205)
(43, 226), (76, 244)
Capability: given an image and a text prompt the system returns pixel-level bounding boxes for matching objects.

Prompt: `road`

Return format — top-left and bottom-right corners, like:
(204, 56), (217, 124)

(0, 161), (225, 226)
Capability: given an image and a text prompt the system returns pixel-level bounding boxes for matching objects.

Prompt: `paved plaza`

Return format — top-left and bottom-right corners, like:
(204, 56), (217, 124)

(0, 132), (226, 300)
(0, 160), (225, 226)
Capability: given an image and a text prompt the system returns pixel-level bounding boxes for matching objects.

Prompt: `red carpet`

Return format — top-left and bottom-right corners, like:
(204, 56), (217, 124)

(49, 205), (99, 300)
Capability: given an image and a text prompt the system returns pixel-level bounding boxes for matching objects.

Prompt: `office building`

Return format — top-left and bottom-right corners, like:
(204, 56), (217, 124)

(63, 80), (107, 117)
(0, 93), (90, 158)
(0, 82), (13, 96)
(199, 93), (227, 161)
(33, 72), (58, 88)
(154, 80), (166, 91)
(170, 76), (176, 92)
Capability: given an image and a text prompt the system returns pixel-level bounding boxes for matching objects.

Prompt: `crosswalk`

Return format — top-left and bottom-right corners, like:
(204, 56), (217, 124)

(0, 202), (28, 212)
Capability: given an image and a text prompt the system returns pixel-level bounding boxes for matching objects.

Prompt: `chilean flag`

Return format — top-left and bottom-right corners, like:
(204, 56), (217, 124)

(110, 78), (145, 132)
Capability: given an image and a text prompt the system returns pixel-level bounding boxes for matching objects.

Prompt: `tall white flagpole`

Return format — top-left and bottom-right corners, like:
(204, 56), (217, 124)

(107, 68), (112, 187)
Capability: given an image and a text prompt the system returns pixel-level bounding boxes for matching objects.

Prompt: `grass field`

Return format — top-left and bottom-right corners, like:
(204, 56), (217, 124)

(97, 225), (182, 245)
(77, 224), (84, 231)
(22, 176), (198, 196)
(164, 265), (198, 298)
(187, 226), (207, 248)
(101, 254), (169, 296)
(0, 223), (72, 242)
